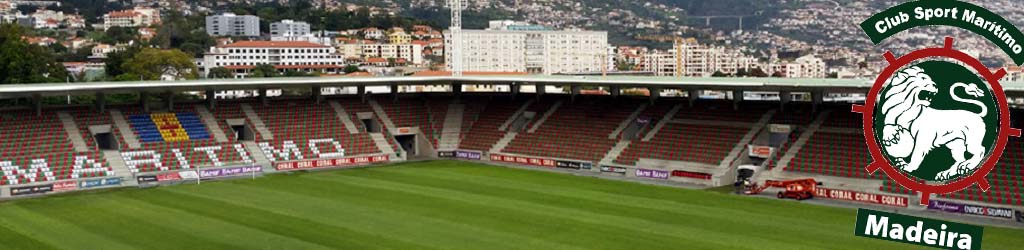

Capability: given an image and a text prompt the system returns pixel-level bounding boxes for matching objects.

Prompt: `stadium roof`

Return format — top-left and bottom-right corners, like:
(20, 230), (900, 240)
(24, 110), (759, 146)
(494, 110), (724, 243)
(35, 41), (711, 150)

(3, 75), (1024, 98)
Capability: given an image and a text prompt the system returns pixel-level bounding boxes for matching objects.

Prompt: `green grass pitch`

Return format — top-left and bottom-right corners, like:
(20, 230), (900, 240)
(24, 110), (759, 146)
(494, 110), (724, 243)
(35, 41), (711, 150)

(0, 160), (1020, 249)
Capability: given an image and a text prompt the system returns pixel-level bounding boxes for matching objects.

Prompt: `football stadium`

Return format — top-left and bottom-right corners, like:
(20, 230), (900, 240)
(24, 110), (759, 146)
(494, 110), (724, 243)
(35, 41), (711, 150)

(0, 75), (1022, 249)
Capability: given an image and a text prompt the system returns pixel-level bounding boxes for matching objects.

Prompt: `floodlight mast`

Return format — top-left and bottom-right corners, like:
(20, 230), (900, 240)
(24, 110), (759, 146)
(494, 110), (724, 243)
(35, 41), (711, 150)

(449, 0), (463, 77)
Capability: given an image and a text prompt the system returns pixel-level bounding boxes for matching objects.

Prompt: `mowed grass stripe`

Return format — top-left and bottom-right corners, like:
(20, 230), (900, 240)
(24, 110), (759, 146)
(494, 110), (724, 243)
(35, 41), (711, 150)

(127, 187), (434, 250)
(178, 174), (590, 250)
(358, 165), (881, 249)
(0, 204), (137, 249)
(307, 169), (750, 249)
(96, 195), (332, 249)
(0, 221), (58, 250)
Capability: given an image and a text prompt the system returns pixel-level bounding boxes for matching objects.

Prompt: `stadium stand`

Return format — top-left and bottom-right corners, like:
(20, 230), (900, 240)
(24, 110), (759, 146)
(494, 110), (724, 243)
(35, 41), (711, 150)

(373, 97), (447, 148)
(784, 131), (881, 179)
(247, 99), (382, 161)
(458, 97), (524, 152)
(502, 97), (639, 162)
(615, 123), (748, 165)
(0, 110), (114, 185)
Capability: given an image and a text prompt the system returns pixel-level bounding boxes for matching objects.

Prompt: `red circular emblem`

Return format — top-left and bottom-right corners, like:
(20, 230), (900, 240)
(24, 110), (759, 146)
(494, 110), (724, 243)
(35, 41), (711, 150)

(852, 37), (1022, 205)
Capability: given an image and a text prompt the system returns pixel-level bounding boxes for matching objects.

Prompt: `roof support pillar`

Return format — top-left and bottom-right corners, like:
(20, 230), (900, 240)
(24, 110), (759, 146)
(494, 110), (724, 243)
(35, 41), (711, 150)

(570, 85), (581, 103)
(688, 89), (700, 107)
(95, 92), (106, 113)
(610, 86), (621, 98)
(812, 90), (824, 113)
(535, 83), (545, 101)
(139, 91), (150, 112)
(390, 84), (398, 102)
(205, 90), (216, 110)
(32, 94), (42, 117)
(732, 90), (744, 111)
(649, 87), (661, 104)
(312, 85), (322, 104)
(779, 91), (792, 112)
(357, 85), (366, 103)
(164, 91), (174, 112)
(509, 83), (520, 98)
(452, 82), (462, 102)
(258, 88), (268, 106)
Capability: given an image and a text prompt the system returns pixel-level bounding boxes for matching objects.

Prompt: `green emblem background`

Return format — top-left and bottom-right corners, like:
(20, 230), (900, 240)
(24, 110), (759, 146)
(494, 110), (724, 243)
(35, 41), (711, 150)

(872, 60), (999, 182)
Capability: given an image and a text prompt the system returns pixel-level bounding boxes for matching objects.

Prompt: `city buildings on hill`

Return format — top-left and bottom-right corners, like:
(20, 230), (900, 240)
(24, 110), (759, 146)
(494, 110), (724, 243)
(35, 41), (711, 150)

(205, 13), (260, 37)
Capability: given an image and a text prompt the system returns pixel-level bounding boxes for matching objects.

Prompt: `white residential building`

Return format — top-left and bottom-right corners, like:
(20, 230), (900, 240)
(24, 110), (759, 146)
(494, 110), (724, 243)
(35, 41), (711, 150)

(641, 39), (760, 77)
(201, 41), (346, 78)
(101, 7), (159, 30)
(205, 13), (260, 37)
(770, 55), (827, 78)
(338, 43), (424, 65)
(270, 19), (310, 37)
(444, 29), (608, 74)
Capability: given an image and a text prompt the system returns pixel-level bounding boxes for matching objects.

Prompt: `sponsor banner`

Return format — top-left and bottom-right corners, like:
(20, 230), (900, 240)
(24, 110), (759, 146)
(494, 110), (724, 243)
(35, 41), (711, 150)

(438, 150), (483, 160)
(80, 177), (122, 189)
(52, 181), (78, 192)
(927, 200), (1015, 219)
(816, 187), (908, 207)
(156, 172), (182, 182)
(600, 165), (627, 174)
(179, 171), (199, 180)
(10, 184), (53, 196)
(455, 150), (482, 160)
(396, 127), (414, 135)
(555, 160), (592, 170)
(489, 154), (556, 167)
(200, 166), (263, 179)
(670, 170), (712, 180)
(855, 208), (982, 250)
(635, 168), (669, 179)
(275, 155), (388, 171)
(770, 124), (792, 133)
(137, 175), (158, 183)
(747, 145), (773, 158)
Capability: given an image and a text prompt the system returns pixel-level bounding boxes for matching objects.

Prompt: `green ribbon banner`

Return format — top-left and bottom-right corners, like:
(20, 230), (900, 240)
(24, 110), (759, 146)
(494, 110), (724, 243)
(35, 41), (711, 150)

(860, 0), (1024, 65)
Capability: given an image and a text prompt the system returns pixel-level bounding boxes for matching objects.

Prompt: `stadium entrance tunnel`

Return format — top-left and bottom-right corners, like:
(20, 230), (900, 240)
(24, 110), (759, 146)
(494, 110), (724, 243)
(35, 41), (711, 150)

(226, 119), (255, 141)
(88, 125), (120, 150)
(396, 135), (416, 156)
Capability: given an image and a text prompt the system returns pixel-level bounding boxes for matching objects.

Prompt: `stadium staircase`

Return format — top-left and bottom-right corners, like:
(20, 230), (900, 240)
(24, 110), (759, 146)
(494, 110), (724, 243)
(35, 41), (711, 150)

(642, 103), (683, 141)
(489, 132), (518, 153)
(240, 103), (275, 140)
(327, 100), (361, 134)
(599, 140), (632, 166)
(194, 105), (230, 142)
(242, 141), (274, 172)
(56, 111), (91, 152)
(109, 109), (142, 149)
(367, 99), (398, 134)
(438, 103), (464, 150)
(500, 99), (534, 131)
(526, 100), (562, 133)
(771, 111), (830, 174)
(609, 104), (647, 139)
(458, 98), (524, 152)
(370, 133), (399, 160)
(719, 110), (776, 168)
(101, 149), (135, 184)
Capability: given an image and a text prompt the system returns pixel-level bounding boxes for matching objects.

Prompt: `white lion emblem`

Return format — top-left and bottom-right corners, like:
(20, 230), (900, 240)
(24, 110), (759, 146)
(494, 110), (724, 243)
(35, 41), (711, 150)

(879, 66), (988, 181)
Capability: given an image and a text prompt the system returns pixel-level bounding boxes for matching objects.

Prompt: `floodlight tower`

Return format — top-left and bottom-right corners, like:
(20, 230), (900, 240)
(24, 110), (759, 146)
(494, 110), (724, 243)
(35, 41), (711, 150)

(448, 0), (464, 76)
